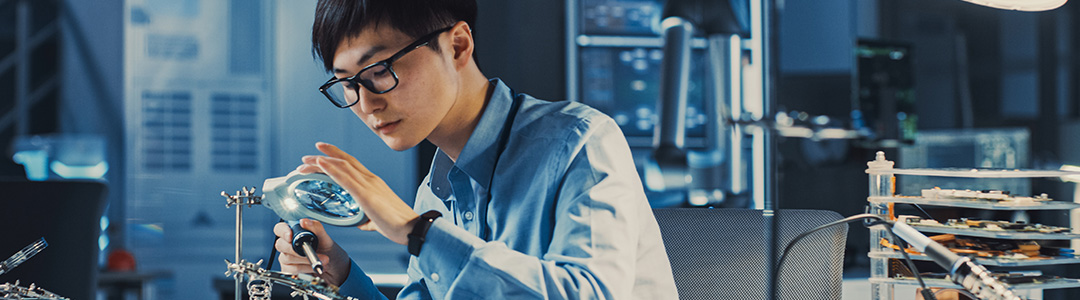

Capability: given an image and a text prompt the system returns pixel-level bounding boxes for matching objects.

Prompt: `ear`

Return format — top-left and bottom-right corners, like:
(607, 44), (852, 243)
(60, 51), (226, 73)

(447, 21), (474, 70)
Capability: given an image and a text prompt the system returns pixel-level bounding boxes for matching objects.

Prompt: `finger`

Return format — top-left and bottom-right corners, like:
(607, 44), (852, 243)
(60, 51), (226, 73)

(314, 157), (368, 190)
(278, 252), (309, 265)
(315, 158), (377, 208)
(278, 251), (313, 274)
(315, 142), (348, 158)
(300, 218), (337, 250)
(273, 222), (292, 238)
(300, 155), (324, 165)
(316, 142), (371, 173)
(279, 251), (325, 265)
(278, 260), (314, 274)
(275, 235), (299, 256)
(295, 163), (323, 175)
(274, 222), (295, 241)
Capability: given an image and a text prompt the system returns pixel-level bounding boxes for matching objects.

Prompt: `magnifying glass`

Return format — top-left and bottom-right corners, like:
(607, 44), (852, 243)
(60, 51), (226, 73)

(260, 171), (367, 275)
(261, 171), (368, 227)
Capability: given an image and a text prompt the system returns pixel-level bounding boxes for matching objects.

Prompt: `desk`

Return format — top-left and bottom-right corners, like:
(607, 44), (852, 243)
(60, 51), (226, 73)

(97, 271), (172, 300)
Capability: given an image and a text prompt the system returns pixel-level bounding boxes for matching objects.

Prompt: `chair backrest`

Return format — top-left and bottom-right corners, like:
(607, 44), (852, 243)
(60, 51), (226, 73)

(653, 208), (847, 300)
(0, 180), (108, 300)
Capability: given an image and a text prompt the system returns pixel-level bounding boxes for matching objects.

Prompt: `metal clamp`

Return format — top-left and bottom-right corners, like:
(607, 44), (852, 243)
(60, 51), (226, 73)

(225, 259), (357, 300)
(223, 187), (262, 208)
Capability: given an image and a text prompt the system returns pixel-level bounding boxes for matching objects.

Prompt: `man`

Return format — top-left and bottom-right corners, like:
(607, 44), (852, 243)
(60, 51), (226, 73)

(274, 0), (678, 298)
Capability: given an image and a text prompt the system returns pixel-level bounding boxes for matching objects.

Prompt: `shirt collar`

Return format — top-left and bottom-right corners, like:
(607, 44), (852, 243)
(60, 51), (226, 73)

(427, 78), (515, 196)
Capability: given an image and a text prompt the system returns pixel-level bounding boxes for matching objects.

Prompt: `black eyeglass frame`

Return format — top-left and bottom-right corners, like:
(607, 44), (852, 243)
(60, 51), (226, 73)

(318, 26), (455, 108)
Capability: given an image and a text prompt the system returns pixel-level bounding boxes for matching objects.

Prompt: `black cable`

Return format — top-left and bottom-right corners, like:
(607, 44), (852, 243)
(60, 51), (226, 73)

(893, 237), (936, 300)
(266, 218), (284, 270)
(773, 213), (937, 300)
(907, 203), (936, 221)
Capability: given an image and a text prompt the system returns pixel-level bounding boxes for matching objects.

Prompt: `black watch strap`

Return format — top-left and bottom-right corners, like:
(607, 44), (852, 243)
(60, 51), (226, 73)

(408, 210), (443, 256)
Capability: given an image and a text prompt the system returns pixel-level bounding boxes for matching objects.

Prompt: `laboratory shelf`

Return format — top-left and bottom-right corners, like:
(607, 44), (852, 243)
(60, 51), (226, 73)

(869, 251), (1080, 267)
(866, 168), (1080, 178)
(866, 156), (1080, 300)
(869, 277), (1080, 290)
(906, 224), (1080, 240)
(868, 196), (1080, 210)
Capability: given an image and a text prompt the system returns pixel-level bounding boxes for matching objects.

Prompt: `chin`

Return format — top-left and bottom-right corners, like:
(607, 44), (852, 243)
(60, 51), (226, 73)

(382, 137), (420, 151)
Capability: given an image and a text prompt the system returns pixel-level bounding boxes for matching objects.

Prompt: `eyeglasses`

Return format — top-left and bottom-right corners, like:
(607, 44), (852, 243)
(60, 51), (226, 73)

(319, 26), (454, 108)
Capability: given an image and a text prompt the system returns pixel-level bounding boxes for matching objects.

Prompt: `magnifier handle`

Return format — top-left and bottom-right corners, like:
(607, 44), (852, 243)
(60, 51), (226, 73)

(287, 220), (319, 255)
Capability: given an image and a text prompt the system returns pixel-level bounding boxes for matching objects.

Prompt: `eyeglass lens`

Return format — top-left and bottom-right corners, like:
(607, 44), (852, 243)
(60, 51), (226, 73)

(325, 63), (396, 107)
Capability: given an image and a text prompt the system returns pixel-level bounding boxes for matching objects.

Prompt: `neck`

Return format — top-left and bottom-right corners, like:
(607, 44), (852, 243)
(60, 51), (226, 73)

(427, 67), (490, 161)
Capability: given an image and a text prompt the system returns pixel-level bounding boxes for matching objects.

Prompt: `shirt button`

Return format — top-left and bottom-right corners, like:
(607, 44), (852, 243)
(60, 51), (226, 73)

(464, 211), (474, 220)
(431, 273), (441, 283)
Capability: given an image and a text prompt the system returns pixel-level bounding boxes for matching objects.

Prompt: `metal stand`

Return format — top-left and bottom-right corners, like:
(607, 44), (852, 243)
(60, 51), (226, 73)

(223, 187), (262, 300)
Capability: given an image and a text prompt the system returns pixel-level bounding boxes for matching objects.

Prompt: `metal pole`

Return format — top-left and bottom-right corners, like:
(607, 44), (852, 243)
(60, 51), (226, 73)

(750, 0), (778, 298)
(224, 188), (259, 300)
(235, 202), (243, 300)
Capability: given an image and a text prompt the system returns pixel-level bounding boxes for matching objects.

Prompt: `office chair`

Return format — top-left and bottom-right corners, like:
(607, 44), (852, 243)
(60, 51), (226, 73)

(0, 179), (108, 300)
(653, 208), (846, 300)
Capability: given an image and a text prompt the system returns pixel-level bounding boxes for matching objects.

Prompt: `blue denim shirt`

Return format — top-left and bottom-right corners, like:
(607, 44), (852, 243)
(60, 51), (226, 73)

(337, 79), (677, 299)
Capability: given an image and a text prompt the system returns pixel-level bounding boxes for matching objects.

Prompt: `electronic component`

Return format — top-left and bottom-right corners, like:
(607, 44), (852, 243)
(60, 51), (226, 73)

(900, 271), (1062, 285)
(225, 259), (357, 300)
(902, 216), (1072, 234)
(921, 187), (1052, 203)
(0, 281), (69, 300)
(881, 235), (1049, 259)
(1040, 247), (1075, 258)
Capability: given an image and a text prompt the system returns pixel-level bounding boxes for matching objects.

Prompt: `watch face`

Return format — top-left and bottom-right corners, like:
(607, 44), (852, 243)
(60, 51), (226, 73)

(291, 179), (361, 219)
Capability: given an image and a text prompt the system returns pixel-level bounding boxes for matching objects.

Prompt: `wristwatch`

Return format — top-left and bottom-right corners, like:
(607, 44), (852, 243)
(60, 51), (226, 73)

(408, 210), (443, 256)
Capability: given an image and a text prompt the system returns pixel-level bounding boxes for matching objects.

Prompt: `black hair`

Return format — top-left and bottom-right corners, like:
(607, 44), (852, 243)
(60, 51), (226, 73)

(312, 0), (478, 72)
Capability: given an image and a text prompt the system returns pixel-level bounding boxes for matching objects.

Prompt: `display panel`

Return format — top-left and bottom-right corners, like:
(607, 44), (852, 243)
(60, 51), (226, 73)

(581, 0), (663, 35)
(579, 46), (708, 142)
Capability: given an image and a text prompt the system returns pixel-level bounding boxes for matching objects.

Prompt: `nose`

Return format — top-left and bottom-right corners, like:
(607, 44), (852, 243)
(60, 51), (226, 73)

(352, 88), (386, 115)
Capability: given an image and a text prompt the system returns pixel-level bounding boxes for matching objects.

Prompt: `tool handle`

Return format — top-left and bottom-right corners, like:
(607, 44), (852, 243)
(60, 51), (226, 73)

(287, 220), (319, 256)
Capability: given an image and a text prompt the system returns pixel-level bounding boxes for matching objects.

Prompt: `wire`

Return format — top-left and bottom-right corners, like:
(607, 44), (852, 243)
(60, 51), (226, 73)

(773, 213), (937, 300)
(266, 218), (284, 270)
(907, 203), (936, 221)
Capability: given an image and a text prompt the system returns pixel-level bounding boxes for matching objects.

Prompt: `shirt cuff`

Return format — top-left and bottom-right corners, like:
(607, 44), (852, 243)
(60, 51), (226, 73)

(416, 218), (485, 288)
(335, 259), (386, 300)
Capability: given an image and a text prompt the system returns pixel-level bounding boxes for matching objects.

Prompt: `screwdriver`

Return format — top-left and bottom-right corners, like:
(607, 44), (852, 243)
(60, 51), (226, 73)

(287, 220), (325, 275)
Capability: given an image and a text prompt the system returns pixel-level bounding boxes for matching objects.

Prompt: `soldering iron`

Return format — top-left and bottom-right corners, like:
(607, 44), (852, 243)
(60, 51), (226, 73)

(287, 220), (325, 276)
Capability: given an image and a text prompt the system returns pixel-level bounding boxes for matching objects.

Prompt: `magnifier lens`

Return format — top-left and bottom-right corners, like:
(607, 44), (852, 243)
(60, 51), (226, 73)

(292, 180), (361, 218)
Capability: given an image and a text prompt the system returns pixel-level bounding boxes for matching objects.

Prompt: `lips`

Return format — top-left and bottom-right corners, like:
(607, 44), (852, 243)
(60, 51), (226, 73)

(374, 120), (401, 134)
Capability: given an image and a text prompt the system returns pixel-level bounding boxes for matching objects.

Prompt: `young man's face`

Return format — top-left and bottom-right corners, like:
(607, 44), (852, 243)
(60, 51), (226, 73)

(331, 25), (458, 151)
